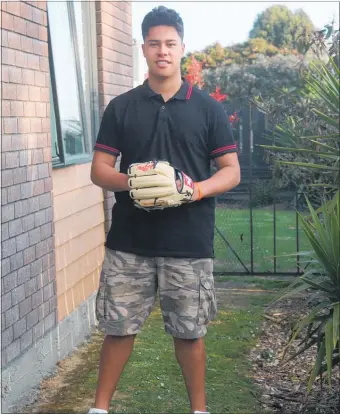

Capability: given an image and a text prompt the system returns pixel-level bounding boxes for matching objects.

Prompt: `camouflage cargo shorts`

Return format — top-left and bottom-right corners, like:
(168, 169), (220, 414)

(95, 248), (217, 339)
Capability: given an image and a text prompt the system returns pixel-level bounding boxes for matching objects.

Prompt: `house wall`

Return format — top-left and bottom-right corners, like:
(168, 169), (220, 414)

(52, 163), (105, 322)
(96, 1), (133, 234)
(1, 1), (133, 412)
(1, 0), (56, 372)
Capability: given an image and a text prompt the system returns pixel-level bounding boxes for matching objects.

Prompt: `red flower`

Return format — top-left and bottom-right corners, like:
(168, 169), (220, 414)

(228, 112), (240, 126)
(209, 86), (227, 102)
(185, 56), (204, 88)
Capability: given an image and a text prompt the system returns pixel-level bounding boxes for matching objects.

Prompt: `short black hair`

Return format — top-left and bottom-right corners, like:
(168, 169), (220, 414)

(141, 6), (184, 41)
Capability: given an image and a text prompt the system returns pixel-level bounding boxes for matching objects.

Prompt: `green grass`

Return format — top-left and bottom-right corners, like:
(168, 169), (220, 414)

(214, 275), (293, 290)
(214, 207), (311, 273)
(33, 293), (275, 414)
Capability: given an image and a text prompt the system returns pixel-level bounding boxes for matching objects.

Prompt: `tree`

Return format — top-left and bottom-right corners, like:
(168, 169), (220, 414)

(249, 5), (315, 49)
(181, 38), (296, 74)
(202, 54), (306, 108)
(184, 55), (204, 88)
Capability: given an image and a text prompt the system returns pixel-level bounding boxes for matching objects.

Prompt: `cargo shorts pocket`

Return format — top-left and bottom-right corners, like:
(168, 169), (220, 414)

(95, 270), (107, 321)
(198, 273), (217, 325)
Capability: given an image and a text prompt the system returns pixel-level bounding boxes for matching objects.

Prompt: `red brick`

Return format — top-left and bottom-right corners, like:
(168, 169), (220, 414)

(10, 101), (24, 117)
(43, 147), (52, 163)
(17, 85), (29, 101)
(26, 21), (39, 39)
(13, 16), (26, 35)
(2, 101), (11, 117)
(3, 118), (18, 134)
(46, 103), (50, 117)
(38, 25), (47, 42)
(18, 118), (31, 133)
(29, 86), (41, 101)
(34, 71), (45, 87)
(100, 36), (132, 56)
(27, 54), (40, 70)
(37, 2), (47, 11)
(30, 118), (42, 133)
(2, 66), (9, 82)
(7, 31), (21, 50)
(11, 134), (28, 151)
(43, 11), (47, 26)
(15, 50), (28, 68)
(20, 2), (33, 20)
(40, 87), (49, 103)
(3, 83), (17, 100)
(22, 69), (35, 85)
(39, 56), (49, 72)
(2, 11), (14, 31)
(27, 133), (38, 149)
(35, 102), (46, 117)
(32, 7), (44, 25)
(119, 1), (132, 13)
(32, 149), (43, 164)
(32, 39), (46, 56)
(3, 47), (16, 66)
(1, 29), (8, 47)
(9, 67), (22, 84)
(42, 118), (50, 133)
(21, 36), (34, 54)
(37, 133), (48, 148)
(26, 2), (38, 8)
(6, 1), (21, 16)
(99, 83), (129, 96)
(24, 101), (36, 117)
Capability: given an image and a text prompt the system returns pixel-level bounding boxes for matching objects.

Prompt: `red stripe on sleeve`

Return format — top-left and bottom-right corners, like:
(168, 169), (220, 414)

(211, 144), (237, 155)
(94, 143), (120, 154)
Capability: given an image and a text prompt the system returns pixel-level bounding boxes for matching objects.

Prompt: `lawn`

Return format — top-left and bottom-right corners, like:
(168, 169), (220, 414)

(214, 207), (311, 274)
(29, 289), (278, 414)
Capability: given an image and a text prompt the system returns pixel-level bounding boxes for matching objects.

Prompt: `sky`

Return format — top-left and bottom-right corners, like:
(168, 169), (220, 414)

(132, 1), (339, 53)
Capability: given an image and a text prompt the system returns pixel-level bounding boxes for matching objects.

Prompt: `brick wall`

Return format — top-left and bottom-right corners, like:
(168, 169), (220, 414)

(96, 1), (133, 233)
(1, 1), (57, 367)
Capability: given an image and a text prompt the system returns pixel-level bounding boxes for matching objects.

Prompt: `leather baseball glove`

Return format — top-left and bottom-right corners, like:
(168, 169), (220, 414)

(127, 160), (195, 211)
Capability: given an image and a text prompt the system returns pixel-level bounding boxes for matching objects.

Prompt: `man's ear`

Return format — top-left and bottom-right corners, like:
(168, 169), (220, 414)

(142, 43), (146, 57)
(181, 42), (185, 58)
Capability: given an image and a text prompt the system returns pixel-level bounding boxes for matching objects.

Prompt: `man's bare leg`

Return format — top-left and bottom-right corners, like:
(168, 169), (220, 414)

(94, 334), (136, 411)
(173, 337), (207, 413)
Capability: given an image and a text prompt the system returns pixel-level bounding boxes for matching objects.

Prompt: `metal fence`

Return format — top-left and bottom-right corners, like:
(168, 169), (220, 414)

(214, 187), (309, 276)
(213, 103), (309, 276)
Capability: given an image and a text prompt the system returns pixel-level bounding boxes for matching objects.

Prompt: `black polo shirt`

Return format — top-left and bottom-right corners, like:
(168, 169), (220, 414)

(94, 79), (237, 258)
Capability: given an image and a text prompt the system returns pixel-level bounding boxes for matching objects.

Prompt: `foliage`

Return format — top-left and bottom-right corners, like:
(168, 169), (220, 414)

(249, 179), (276, 207)
(249, 5), (315, 50)
(181, 5), (316, 74)
(184, 55), (205, 89)
(278, 193), (340, 392)
(184, 59), (240, 130)
(256, 57), (339, 204)
(258, 31), (340, 391)
(181, 38), (299, 74)
(203, 53), (306, 107)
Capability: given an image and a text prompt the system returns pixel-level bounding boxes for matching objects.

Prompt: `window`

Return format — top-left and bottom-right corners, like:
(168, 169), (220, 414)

(47, 1), (99, 167)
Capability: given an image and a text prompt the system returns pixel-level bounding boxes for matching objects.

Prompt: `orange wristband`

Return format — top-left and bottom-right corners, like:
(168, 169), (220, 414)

(195, 182), (203, 201)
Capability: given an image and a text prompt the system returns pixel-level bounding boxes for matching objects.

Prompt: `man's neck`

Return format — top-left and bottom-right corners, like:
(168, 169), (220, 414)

(147, 74), (183, 102)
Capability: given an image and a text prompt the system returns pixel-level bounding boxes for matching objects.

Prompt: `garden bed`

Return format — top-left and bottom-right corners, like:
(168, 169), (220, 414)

(250, 296), (340, 413)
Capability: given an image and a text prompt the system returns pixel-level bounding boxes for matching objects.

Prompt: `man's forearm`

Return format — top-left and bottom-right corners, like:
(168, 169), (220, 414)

(198, 166), (240, 198)
(91, 163), (130, 192)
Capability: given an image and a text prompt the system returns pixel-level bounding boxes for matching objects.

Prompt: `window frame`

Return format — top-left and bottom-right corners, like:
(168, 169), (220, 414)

(48, 1), (99, 168)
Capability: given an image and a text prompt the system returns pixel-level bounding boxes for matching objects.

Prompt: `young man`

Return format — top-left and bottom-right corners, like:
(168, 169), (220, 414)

(89, 6), (240, 414)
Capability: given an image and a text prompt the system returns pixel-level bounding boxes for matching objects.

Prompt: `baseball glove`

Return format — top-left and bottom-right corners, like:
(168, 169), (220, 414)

(127, 160), (195, 211)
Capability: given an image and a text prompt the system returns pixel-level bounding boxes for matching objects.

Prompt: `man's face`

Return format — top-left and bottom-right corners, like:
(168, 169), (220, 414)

(142, 25), (185, 79)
